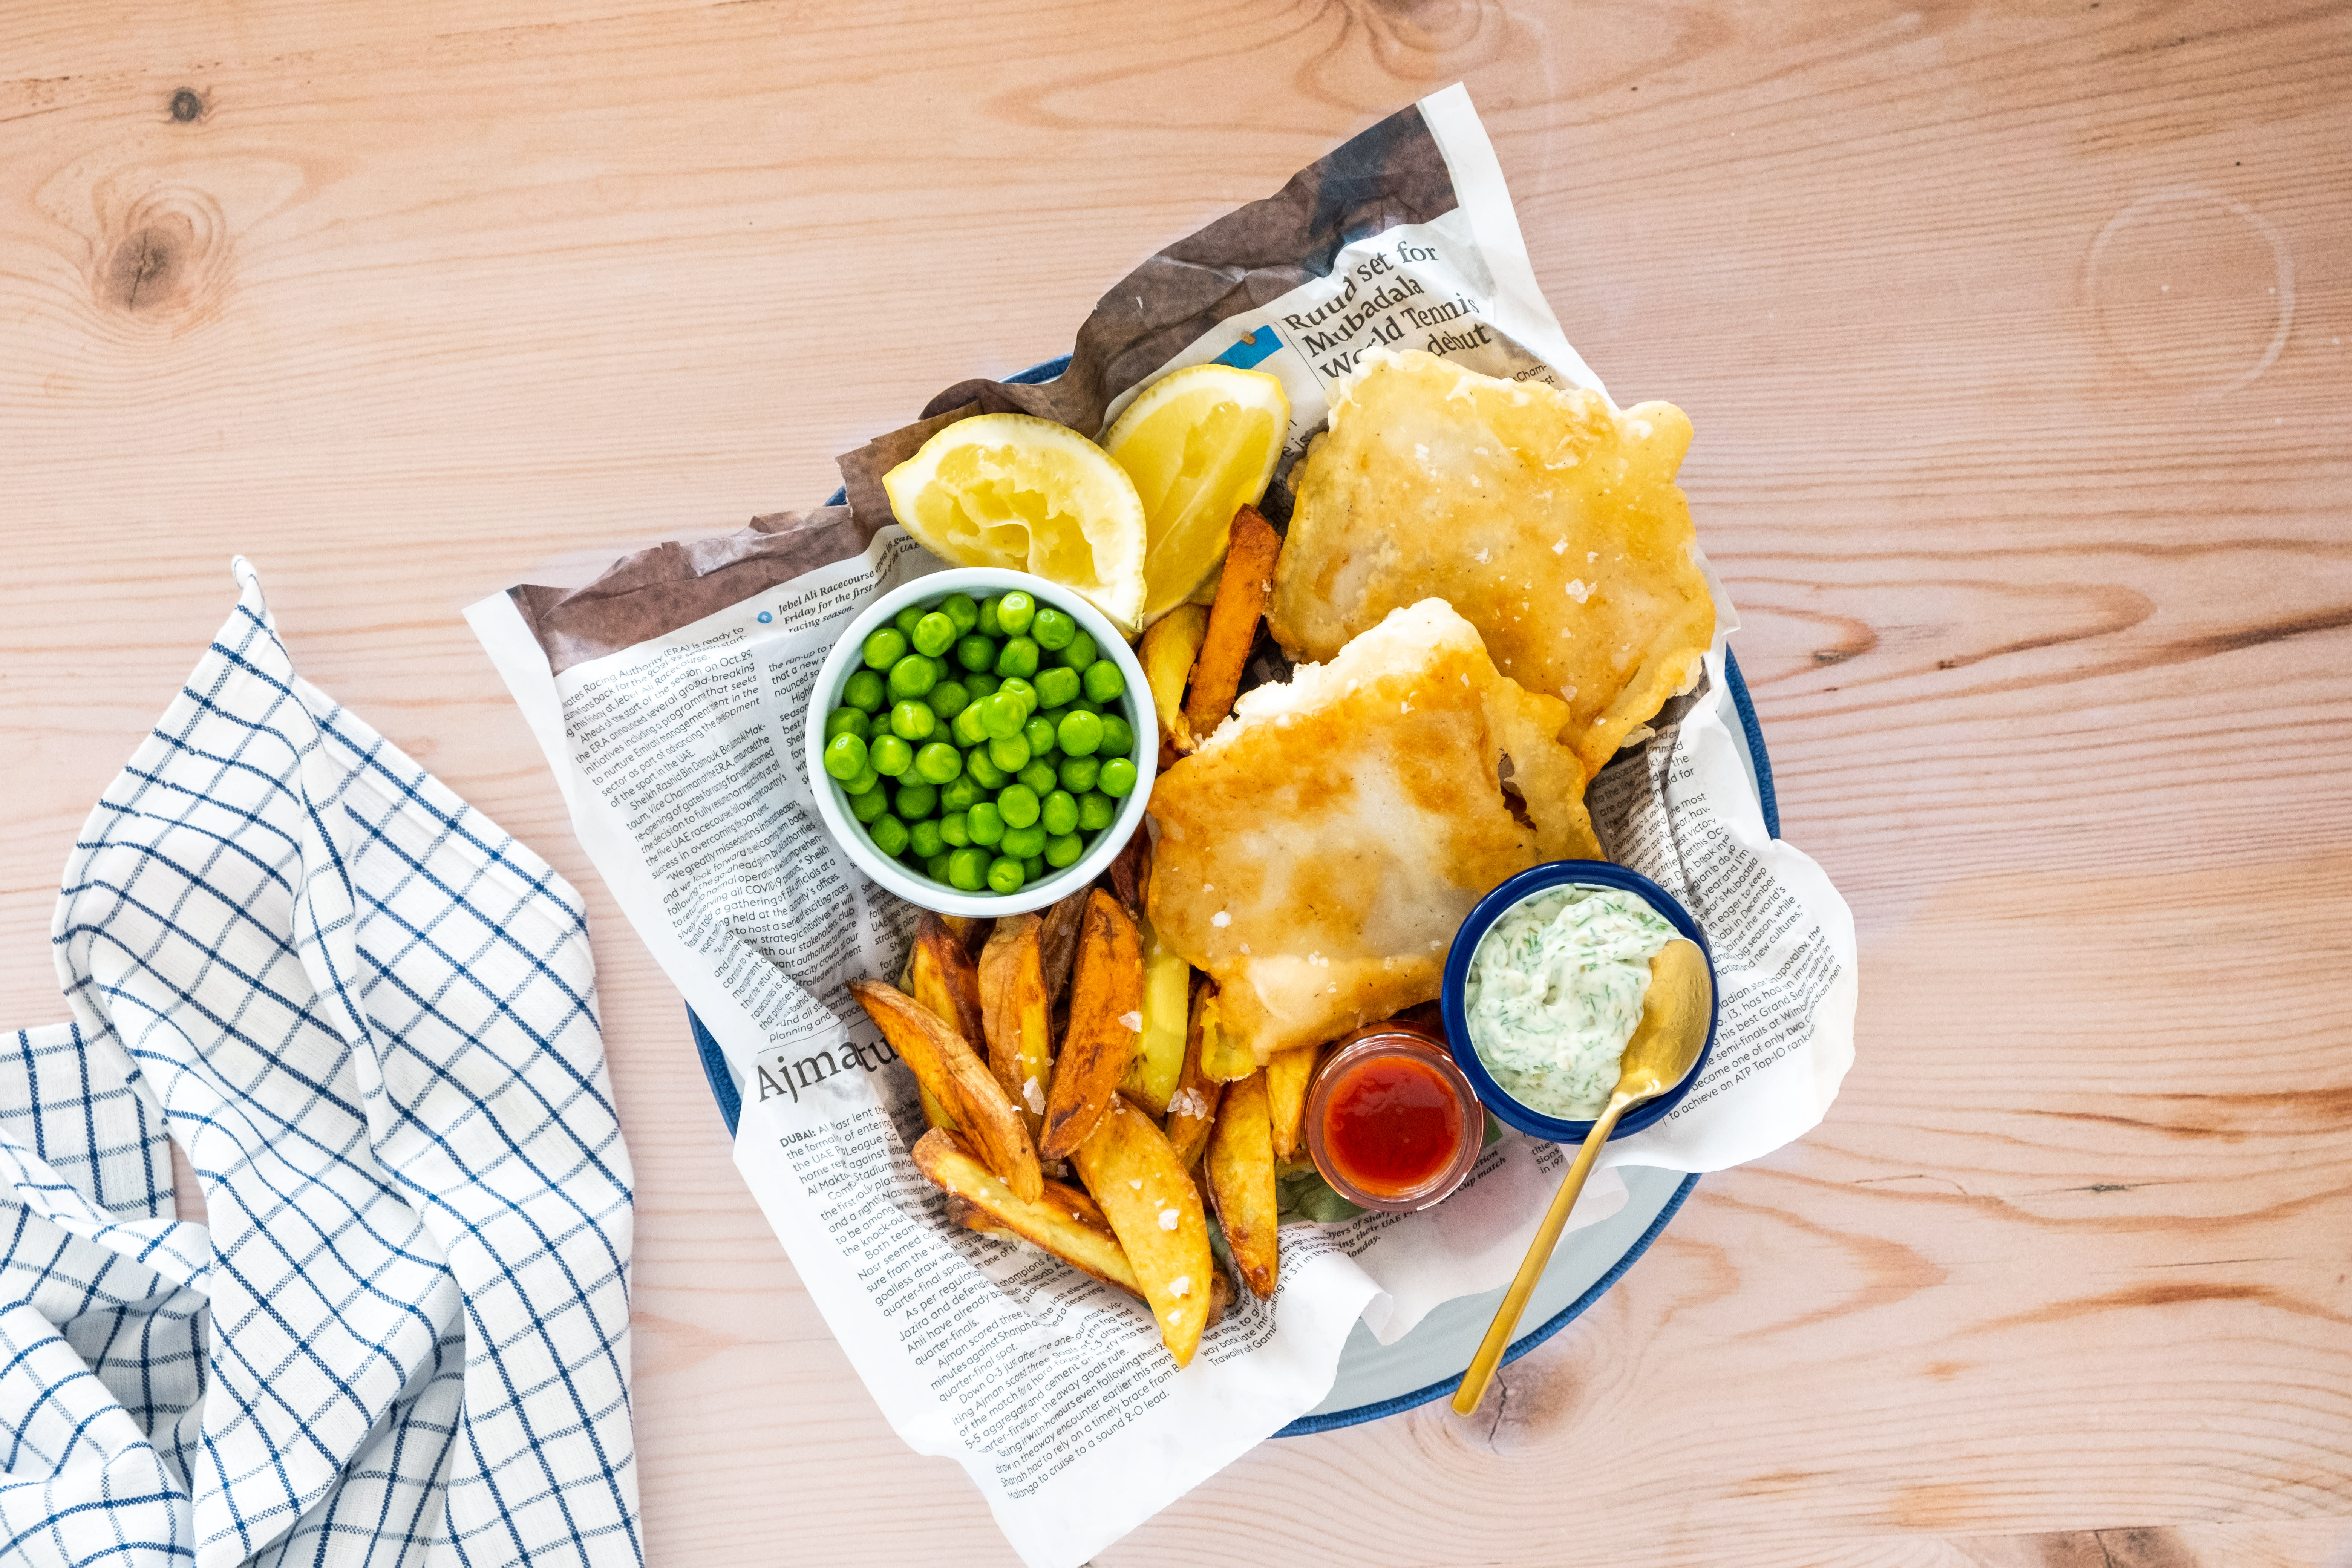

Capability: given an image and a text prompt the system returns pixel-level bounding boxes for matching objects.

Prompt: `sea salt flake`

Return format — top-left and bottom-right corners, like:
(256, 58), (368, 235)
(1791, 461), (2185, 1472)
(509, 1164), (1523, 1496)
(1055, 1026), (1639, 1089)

(1473, 547), (1490, 564)
(1168, 1274), (1191, 1298)
(1211, 911), (1231, 928)
(1158, 1209), (1179, 1231)
(1565, 579), (1594, 604)
(1023, 1077), (1045, 1113)
(1551, 538), (1569, 554)
(1119, 1011), (1142, 1032)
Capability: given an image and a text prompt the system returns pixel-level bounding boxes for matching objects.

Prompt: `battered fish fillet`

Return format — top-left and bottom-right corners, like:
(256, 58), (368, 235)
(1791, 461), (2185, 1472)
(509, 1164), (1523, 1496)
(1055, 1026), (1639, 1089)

(1268, 348), (1717, 780)
(1146, 599), (1602, 1064)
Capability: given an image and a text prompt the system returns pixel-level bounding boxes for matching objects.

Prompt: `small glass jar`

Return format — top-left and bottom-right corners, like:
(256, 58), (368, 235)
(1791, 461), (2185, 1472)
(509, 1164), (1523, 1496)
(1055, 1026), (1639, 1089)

(1304, 1021), (1486, 1213)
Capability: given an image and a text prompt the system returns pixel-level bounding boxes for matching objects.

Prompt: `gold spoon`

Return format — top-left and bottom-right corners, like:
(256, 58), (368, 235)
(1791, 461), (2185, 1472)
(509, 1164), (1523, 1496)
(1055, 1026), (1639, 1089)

(1452, 937), (1713, 1416)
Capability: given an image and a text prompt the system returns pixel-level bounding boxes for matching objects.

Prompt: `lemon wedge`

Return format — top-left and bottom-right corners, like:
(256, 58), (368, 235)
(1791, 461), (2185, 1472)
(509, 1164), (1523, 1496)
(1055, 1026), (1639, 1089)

(883, 413), (1149, 635)
(1102, 364), (1290, 625)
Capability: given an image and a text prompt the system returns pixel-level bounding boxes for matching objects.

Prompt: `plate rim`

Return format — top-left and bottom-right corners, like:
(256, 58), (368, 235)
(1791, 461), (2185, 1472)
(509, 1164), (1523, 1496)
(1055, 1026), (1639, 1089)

(693, 352), (1780, 1437)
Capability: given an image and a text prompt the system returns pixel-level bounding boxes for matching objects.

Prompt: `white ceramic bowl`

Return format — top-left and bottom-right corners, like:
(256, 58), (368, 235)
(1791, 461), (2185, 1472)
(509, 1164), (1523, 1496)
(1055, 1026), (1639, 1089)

(802, 565), (1155, 917)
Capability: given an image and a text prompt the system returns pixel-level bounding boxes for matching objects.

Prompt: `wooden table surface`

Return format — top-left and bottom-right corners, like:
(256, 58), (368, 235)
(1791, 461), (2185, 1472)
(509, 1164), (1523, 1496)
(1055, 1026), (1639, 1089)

(6, 2), (2349, 1563)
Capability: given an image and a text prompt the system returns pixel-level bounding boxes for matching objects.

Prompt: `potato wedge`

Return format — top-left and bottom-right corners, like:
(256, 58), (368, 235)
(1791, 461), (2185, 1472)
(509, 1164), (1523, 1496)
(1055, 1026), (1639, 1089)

(1162, 981), (1226, 1169)
(1264, 1043), (1317, 1163)
(1098, 827), (1150, 917)
(1139, 602), (1208, 756)
(978, 913), (1055, 1139)
(914, 1131), (1141, 1297)
(1038, 888), (1089, 1005)
(940, 914), (991, 952)
(1193, 989), (1256, 1083)
(1119, 928), (1191, 1116)
(1070, 1096), (1214, 1366)
(1182, 504), (1280, 737)
(1206, 1070), (1279, 1298)
(910, 914), (987, 1056)
(1040, 891), (1144, 1160)
(850, 979), (1042, 1201)
(1205, 1265), (1234, 1331)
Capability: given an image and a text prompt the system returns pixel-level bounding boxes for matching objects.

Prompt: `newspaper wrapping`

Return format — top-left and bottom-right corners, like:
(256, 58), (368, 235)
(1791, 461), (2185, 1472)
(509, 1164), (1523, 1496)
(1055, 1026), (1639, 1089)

(469, 84), (1856, 1568)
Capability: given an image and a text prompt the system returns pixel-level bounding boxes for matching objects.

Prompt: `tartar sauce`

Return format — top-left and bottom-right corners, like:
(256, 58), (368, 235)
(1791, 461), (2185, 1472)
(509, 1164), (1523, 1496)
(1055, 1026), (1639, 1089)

(1464, 886), (1675, 1119)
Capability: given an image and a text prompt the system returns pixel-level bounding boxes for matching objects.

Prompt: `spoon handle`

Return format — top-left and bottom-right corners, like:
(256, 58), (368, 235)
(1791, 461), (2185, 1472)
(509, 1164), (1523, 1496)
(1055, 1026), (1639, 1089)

(1451, 1096), (1629, 1416)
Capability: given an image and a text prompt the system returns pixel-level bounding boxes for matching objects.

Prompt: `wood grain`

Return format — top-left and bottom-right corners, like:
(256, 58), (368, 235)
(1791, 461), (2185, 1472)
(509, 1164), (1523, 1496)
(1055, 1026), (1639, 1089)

(4, 0), (2349, 1563)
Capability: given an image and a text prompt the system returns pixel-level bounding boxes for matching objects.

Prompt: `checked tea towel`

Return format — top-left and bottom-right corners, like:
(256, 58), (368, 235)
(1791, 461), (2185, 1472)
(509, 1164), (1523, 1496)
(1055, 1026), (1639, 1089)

(0, 562), (640, 1566)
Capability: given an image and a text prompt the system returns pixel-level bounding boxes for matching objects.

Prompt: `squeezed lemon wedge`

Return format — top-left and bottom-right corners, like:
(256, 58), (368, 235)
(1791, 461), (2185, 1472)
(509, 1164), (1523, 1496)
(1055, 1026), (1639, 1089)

(1102, 364), (1290, 624)
(882, 413), (1149, 635)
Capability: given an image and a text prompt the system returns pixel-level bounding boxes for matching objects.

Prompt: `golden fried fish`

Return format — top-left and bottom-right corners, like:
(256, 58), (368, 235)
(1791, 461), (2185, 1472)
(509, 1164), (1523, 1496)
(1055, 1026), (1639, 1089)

(1147, 599), (1601, 1064)
(1268, 348), (1716, 779)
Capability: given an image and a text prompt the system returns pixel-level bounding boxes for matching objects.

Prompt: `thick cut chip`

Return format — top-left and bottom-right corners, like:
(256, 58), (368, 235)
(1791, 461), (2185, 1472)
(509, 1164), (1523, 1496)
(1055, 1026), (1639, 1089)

(1148, 599), (1601, 1063)
(1269, 348), (1716, 778)
(1071, 1095), (1214, 1366)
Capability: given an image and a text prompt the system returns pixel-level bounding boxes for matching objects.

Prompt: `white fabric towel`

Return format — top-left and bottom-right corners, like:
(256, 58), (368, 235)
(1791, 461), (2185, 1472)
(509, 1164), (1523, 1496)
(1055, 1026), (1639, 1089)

(0, 561), (639, 1566)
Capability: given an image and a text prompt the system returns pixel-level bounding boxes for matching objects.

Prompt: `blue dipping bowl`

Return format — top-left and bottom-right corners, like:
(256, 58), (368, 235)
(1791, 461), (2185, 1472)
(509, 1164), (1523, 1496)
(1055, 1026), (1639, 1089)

(1441, 862), (1720, 1144)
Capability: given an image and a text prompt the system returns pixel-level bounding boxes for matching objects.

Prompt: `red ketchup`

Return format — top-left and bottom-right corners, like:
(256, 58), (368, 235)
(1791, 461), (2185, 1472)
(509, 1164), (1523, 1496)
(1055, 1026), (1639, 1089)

(1306, 1023), (1484, 1212)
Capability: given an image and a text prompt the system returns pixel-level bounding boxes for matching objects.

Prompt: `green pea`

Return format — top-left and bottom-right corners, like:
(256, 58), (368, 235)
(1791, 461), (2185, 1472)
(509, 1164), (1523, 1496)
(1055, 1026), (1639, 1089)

(976, 596), (1003, 636)
(1032, 606), (1076, 651)
(1044, 832), (1083, 868)
(1032, 665), (1077, 709)
(839, 763), (880, 796)
(911, 612), (957, 658)
(1001, 823), (1046, 859)
(995, 636), (1040, 680)
(948, 846), (989, 891)
(1023, 715), (1058, 759)
(951, 704), (986, 747)
(821, 732), (868, 780)
(965, 671), (1002, 698)
(824, 708), (870, 741)
(1077, 790), (1116, 831)
(845, 669), (888, 713)
(1018, 760), (1058, 796)
(926, 852), (953, 882)
(915, 741), (963, 785)
(997, 784), (1040, 830)
(1022, 856), (1045, 882)
(980, 692), (1026, 741)
(909, 819), (944, 858)
(1058, 630), (1098, 670)
(940, 593), (980, 635)
(966, 750), (1008, 790)
(869, 733), (913, 777)
(925, 678), (970, 720)
(1098, 756), (1139, 798)
(956, 634), (995, 673)
(1041, 789), (1078, 837)
(1058, 755), (1100, 793)
(998, 677), (1037, 717)
(1101, 715), (1135, 756)
(894, 605), (926, 640)
(888, 654), (938, 701)
(895, 781), (938, 820)
(869, 814), (910, 857)
(1070, 694), (1102, 715)
(988, 733), (1031, 772)
(848, 786), (889, 824)
(940, 811), (971, 848)
(941, 775), (981, 813)
(1082, 660), (1125, 704)
(862, 626), (908, 671)
(967, 802), (1005, 847)
(986, 856), (1024, 895)
(890, 701), (938, 742)
(1057, 709), (1104, 758)
(997, 591), (1035, 635)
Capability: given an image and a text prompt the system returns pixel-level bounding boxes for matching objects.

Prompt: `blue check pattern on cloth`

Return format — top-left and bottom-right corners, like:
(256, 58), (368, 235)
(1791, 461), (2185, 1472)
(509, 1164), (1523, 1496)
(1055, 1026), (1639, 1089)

(0, 562), (640, 1567)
